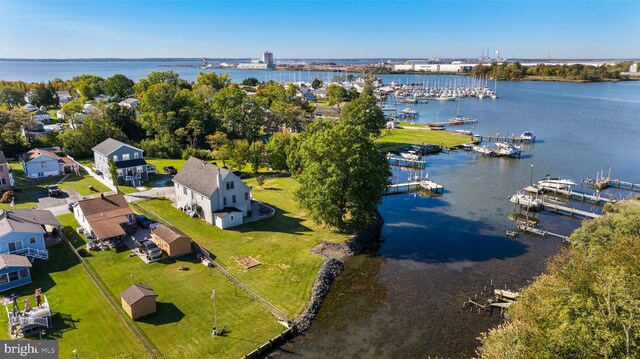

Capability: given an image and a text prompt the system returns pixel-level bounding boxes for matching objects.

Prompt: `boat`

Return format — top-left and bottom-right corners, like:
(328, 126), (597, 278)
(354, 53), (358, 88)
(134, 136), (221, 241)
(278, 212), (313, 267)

(454, 129), (472, 135)
(401, 108), (418, 116)
(538, 176), (577, 190)
(399, 151), (420, 160)
(381, 106), (397, 112)
(438, 94), (457, 101)
(495, 142), (521, 157)
(509, 191), (542, 209)
(520, 131), (536, 142)
(449, 115), (477, 124)
(472, 145), (495, 155)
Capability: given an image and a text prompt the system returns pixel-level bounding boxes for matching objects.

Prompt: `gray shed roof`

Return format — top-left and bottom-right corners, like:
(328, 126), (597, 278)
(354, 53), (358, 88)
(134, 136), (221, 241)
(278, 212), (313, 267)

(0, 254), (32, 270)
(121, 284), (158, 306)
(92, 138), (142, 156)
(173, 157), (232, 197)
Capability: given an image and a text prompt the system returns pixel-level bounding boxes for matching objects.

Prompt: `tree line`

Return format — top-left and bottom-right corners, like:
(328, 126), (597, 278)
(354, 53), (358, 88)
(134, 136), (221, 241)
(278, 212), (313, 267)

(470, 61), (636, 81)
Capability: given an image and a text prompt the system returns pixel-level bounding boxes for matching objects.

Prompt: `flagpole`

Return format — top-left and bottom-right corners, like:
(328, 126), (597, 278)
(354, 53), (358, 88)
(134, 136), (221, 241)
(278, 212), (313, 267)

(211, 289), (217, 336)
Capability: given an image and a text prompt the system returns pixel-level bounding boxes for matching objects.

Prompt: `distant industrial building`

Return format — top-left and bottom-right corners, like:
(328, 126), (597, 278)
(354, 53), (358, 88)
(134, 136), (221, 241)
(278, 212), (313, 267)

(621, 63), (640, 77)
(393, 61), (475, 73)
(238, 50), (276, 70)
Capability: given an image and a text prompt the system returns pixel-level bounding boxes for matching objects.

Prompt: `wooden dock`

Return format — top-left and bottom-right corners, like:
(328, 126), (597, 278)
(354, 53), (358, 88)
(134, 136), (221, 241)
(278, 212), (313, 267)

(539, 187), (614, 204)
(386, 179), (444, 195)
(475, 135), (532, 144)
(386, 154), (427, 168)
(540, 200), (601, 219)
(584, 177), (640, 192)
(429, 118), (478, 127)
(517, 224), (571, 242)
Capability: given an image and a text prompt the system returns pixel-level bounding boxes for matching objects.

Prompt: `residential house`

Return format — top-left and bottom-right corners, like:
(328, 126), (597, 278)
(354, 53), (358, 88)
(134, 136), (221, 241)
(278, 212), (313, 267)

(118, 98), (140, 108)
(0, 254), (33, 292)
(173, 157), (252, 229)
(19, 148), (78, 179)
(31, 109), (51, 122)
(82, 103), (96, 114)
(22, 104), (37, 113)
(121, 284), (157, 320)
(74, 193), (137, 242)
(94, 94), (111, 102)
(151, 225), (191, 258)
(313, 104), (342, 120)
(55, 91), (72, 104)
(92, 138), (152, 187)
(0, 209), (61, 261)
(0, 151), (15, 191)
(312, 88), (327, 100)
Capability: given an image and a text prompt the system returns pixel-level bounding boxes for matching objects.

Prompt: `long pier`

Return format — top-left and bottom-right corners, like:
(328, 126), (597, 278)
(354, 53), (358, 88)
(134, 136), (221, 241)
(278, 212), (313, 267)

(534, 187), (614, 204)
(475, 135), (532, 144)
(540, 200), (601, 219)
(386, 154), (427, 168)
(584, 177), (640, 192)
(429, 118), (478, 127)
(386, 179), (444, 195)
(517, 224), (572, 243)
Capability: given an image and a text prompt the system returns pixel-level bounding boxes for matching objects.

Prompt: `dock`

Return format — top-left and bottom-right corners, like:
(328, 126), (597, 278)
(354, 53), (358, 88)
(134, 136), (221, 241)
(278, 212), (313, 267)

(386, 179), (444, 195)
(540, 200), (601, 219)
(475, 134), (532, 144)
(528, 186), (614, 204)
(386, 154), (427, 168)
(584, 177), (640, 192)
(517, 224), (571, 242)
(428, 118), (478, 127)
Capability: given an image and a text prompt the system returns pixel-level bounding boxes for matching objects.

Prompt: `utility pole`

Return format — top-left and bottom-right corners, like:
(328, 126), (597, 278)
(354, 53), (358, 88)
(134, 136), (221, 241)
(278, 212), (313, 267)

(211, 290), (217, 336)
(530, 163), (535, 186)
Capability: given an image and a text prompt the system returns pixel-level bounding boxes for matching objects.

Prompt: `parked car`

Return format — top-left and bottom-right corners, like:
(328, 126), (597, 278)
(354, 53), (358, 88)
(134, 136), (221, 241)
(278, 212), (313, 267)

(138, 240), (162, 262)
(47, 185), (62, 197)
(136, 215), (152, 228)
(163, 166), (177, 175)
(68, 201), (77, 212)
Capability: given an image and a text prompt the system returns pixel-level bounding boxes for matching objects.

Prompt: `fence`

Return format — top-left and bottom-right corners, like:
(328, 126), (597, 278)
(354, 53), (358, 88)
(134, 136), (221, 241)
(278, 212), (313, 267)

(191, 242), (291, 324)
(67, 155), (117, 193)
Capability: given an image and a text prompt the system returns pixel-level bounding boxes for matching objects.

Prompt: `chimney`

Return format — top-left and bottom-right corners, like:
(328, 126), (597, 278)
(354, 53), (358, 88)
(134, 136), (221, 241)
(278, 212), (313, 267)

(100, 193), (105, 199)
(216, 167), (223, 209)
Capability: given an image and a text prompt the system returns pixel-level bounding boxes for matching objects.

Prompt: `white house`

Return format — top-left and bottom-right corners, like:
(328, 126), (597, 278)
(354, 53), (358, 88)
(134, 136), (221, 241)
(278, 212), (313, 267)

(173, 157), (252, 229)
(55, 91), (72, 104)
(31, 110), (51, 122)
(118, 98), (140, 108)
(94, 94), (111, 102)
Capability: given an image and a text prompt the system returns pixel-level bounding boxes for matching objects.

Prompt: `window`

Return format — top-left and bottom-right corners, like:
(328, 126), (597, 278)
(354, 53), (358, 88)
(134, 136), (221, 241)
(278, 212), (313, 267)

(0, 274), (7, 284)
(0, 165), (4, 172)
(122, 153), (130, 161)
(223, 197), (227, 206)
(244, 192), (249, 200)
(18, 269), (29, 279)
(0, 178), (5, 185)
(232, 195), (236, 203)
(40, 161), (46, 168)
(182, 186), (187, 195)
(134, 152), (139, 159)
(29, 237), (36, 244)
(8, 271), (19, 282)
(8, 241), (23, 252)
(112, 155), (118, 161)
(230, 215), (235, 221)
(226, 181), (234, 190)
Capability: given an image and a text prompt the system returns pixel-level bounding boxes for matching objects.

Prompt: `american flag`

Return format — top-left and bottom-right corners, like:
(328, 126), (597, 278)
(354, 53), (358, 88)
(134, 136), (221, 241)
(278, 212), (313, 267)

(210, 290), (216, 302)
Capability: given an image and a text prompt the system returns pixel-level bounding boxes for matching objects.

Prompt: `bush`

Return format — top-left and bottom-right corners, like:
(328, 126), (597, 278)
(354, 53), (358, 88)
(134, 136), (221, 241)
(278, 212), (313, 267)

(181, 146), (212, 160)
(256, 175), (266, 187)
(0, 190), (15, 203)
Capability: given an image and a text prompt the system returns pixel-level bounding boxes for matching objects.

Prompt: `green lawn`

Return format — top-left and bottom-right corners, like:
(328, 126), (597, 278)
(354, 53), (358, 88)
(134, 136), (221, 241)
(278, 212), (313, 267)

(58, 214), (284, 359)
(0, 242), (149, 359)
(1, 162), (110, 210)
(132, 175), (349, 317)
(375, 127), (474, 151)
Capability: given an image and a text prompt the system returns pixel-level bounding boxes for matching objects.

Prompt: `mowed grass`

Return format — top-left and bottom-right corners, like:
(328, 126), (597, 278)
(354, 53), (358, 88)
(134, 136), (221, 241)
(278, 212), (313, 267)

(133, 175), (349, 317)
(375, 127), (473, 151)
(1, 162), (110, 209)
(58, 214), (284, 359)
(0, 242), (149, 359)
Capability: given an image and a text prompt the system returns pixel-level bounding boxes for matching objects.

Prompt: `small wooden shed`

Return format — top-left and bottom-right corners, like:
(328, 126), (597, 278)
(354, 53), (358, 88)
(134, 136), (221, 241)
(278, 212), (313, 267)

(151, 225), (192, 258)
(120, 283), (158, 320)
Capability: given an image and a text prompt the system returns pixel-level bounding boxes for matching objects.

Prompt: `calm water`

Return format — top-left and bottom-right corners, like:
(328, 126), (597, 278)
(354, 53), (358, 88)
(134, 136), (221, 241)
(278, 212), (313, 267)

(273, 79), (640, 358)
(2, 61), (639, 358)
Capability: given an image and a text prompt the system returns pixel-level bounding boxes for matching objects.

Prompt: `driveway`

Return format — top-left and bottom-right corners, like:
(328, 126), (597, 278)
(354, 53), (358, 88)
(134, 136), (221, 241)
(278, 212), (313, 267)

(125, 186), (175, 203)
(123, 227), (166, 264)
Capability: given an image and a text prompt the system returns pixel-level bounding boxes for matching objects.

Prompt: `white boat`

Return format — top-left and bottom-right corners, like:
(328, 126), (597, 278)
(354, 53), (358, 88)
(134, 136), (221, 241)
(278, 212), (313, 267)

(438, 95), (457, 101)
(472, 146), (495, 155)
(538, 177), (577, 190)
(399, 151), (420, 160)
(520, 131), (536, 142)
(495, 142), (521, 157)
(454, 129), (472, 135)
(509, 191), (542, 209)
(401, 108), (418, 115)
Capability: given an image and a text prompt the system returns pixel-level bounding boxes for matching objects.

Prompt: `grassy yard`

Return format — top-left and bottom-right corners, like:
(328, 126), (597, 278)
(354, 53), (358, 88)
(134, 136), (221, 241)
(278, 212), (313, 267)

(0, 242), (149, 359)
(58, 214), (284, 359)
(1, 162), (110, 210)
(375, 127), (474, 151)
(132, 175), (349, 317)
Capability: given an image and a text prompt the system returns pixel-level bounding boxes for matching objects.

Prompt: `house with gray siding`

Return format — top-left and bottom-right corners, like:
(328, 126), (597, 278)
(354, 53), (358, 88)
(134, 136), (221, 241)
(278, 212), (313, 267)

(0, 209), (61, 261)
(173, 157), (252, 229)
(0, 151), (14, 191)
(92, 138), (153, 187)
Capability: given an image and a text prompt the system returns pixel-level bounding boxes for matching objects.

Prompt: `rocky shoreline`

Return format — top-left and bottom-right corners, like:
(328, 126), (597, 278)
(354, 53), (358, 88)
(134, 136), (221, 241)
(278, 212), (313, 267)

(292, 211), (384, 332)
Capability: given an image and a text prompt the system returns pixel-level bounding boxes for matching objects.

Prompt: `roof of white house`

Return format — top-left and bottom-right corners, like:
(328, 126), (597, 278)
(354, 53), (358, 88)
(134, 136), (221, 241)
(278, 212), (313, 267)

(173, 156), (235, 197)
(92, 138), (142, 156)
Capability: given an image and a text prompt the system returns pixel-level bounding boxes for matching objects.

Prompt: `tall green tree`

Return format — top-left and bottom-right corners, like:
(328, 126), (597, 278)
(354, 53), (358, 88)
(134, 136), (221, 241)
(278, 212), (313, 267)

(266, 132), (291, 172)
(247, 141), (266, 174)
(196, 72), (231, 90)
(31, 82), (58, 107)
(311, 78), (323, 89)
(104, 74), (135, 99)
(0, 86), (25, 108)
(60, 110), (126, 157)
(0, 109), (33, 156)
(227, 139), (250, 171)
(108, 158), (120, 194)
(327, 84), (348, 105)
(295, 123), (390, 231)
(340, 92), (386, 137)
(70, 74), (105, 100)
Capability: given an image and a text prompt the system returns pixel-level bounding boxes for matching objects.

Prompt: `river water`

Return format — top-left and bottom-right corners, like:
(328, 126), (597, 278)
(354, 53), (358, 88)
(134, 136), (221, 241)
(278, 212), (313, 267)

(2, 61), (639, 358)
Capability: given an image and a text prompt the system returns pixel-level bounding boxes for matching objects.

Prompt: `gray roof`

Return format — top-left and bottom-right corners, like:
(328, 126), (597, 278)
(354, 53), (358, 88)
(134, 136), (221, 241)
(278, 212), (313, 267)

(0, 151), (6, 164)
(0, 254), (32, 270)
(121, 284), (157, 305)
(92, 138), (142, 156)
(0, 209), (61, 237)
(173, 157), (232, 197)
(33, 110), (49, 116)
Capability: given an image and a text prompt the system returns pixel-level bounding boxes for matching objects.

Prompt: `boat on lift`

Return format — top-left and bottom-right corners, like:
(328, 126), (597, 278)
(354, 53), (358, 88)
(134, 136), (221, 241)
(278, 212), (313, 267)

(538, 176), (577, 190)
(495, 142), (521, 157)
(520, 131), (536, 142)
(509, 191), (542, 210)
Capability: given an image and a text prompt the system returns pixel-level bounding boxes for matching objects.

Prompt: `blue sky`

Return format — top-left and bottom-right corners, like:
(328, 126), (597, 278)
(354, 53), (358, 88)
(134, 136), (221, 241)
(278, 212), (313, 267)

(0, 1), (638, 59)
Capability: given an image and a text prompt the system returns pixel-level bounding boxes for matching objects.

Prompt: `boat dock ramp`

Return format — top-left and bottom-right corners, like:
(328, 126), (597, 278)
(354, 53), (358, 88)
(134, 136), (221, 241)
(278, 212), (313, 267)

(386, 178), (444, 195)
(524, 185), (614, 204)
(386, 154), (427, 168)
(475, 134), (534, 144)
